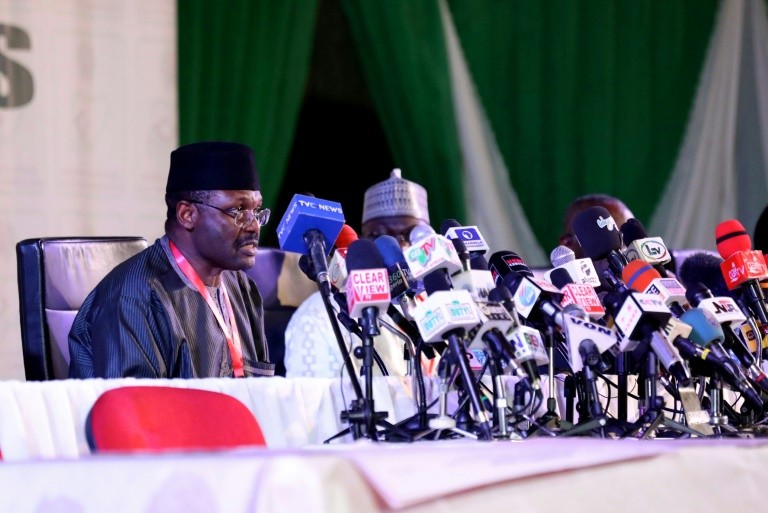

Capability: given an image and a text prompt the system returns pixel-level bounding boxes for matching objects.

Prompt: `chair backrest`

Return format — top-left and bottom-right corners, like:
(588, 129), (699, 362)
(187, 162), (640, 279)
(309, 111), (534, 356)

(244, 248), (317, 376)
(16, 236), (148, 380)
(86, 385), (266, 453)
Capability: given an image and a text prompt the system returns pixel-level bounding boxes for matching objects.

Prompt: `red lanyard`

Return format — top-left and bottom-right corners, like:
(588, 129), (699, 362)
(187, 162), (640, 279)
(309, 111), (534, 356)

(169, 241), (245, 377)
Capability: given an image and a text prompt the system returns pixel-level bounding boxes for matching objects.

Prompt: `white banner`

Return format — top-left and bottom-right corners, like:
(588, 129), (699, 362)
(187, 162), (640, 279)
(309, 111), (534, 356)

(0, 1), (176, 379)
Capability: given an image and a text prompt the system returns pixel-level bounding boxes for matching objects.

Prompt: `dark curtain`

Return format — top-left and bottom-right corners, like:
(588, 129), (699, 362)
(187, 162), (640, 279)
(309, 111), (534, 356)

(340, 0), (466, 226)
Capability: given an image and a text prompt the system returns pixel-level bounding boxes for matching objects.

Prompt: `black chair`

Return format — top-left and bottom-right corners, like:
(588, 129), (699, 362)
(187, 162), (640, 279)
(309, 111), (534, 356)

(245, 248), (317, 376)
(16, 237), (148, 380)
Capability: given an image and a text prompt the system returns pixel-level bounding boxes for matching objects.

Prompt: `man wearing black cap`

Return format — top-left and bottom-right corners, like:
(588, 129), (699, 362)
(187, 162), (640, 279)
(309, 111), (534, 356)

(68, 141), (275, 378)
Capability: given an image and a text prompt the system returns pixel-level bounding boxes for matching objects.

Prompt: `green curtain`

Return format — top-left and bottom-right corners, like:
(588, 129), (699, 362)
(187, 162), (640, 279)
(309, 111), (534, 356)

(340, 0), (466, 226)
(177, 0), (319, 210)
(448, 0), (719, 250)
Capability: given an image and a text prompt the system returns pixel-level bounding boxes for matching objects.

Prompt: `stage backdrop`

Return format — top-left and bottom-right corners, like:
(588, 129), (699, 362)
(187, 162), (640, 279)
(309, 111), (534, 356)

(0, 1), (176, 379)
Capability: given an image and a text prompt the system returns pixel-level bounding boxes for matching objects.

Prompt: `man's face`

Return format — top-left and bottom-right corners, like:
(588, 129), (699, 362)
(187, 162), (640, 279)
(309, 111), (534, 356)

(361, 216), (429, 249)
(189, 189), (264, 271)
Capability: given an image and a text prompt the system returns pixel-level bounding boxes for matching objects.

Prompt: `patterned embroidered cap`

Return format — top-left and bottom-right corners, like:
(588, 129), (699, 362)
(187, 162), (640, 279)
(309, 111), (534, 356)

(362, 169), (430, 224)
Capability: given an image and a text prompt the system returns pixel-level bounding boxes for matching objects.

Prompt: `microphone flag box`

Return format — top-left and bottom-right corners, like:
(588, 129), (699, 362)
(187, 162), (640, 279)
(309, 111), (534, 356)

(560, 283), (605, 320)
(444, 225), (490, 253)
(624, 237), (671, 265)
(404, 234), (462, 279)
(412, 290), (480, 343)
(276, 194), (345, 255)
(720, 250), (768, 290)
(346, 268), (391, 318)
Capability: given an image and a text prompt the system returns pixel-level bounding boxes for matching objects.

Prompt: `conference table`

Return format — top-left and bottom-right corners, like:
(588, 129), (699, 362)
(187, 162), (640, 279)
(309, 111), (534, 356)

(0, 376), (766, 512)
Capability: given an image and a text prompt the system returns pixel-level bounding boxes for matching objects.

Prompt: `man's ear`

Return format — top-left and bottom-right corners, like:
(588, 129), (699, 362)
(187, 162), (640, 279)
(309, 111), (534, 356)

(176, 201), (197, 229)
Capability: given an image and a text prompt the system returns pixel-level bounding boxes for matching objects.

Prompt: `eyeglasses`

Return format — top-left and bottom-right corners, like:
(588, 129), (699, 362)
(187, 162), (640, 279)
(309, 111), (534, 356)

(187, 200), (271, 228)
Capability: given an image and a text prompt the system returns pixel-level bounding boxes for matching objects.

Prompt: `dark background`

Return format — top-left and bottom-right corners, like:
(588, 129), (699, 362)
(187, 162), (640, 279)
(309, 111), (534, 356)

(262, 0), (395, 248)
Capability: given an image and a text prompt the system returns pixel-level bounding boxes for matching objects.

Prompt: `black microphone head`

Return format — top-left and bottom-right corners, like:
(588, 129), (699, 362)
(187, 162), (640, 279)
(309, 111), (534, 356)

(619, 218), (648, 246)
(450, 237), (470, 263)
(685, 282), (714, 307)
(549, 267), (573, 289)
(469, 254), (490, 271)
(298, 254), (317, 281)
(501, 270), (524, 294)
(439, 218), (462, 236)
(678, 251), (729, 297)
(572, 206), (622, 260)
(374, 235), (407, 267)
(345, 239), (385, 271)
(423, 269), (452, 295)
(488, 284), (513, 303)
(601, 291), (622, 314)
(488, 250), (533, 284)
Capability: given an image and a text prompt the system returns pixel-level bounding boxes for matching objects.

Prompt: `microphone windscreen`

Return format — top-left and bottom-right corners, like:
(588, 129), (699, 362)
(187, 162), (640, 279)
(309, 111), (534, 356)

(450, 237), (470, 261)
(298, 254), (316, 281)
(334, 224), (359, 250)
(678, 252), (729, 297)
(374, 235), (407, 267)
(572, 206), (622, 260)
(621, 259), (661, 292)
(345, 239), (385, 271)
(680, 308), (725, 346)
(684, 282), (713, 307)
(439, 218), (461, 236)
(488, 284), (513, 303)
(409, 224), (436, 244)
(620, 218), (648, 246)
(470, 255), (490, 271)
(423, 269), (452, 295)
(489, 250), (533, 279)
(549, 267), (573, 288)
(550, 245), (575, 267)
(715, 219), (752, 259)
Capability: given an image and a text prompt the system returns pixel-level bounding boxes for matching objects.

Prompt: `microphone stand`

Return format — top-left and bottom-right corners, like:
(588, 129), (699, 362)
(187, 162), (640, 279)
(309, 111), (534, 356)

(621, 351), (706, 439)
(320, 290), (367, 443)
(326, 305), (412, 443)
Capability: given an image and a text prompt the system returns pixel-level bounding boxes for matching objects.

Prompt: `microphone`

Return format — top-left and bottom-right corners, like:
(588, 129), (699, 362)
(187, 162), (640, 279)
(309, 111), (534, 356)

(618, 261), (694, 382)
(440, 218), (491, 256)
(715, 219), (768, 329)
(680, 307), (765, 411)
(621, 259), (689, 316)
(374, 235), (419, 310)
(549, 267), (606, 321)
(465, 297), (535, 388)
(571, 206), (628, 287)
(412, 269), (493, 438)
(277, 193), (345, 296)
(544, 245), (601, 288)
(344, 239), (391, 321)
(558, 303), (618, 374)
(328, 224), (359, 290)
(298, 254), (317, 282)
(450, 251), (496, 302)
(409, 224), (436, 245)
(685, 282), (768, 394)
(620, 218), (672, 276)
(488, 250), (535, 290)
(404, 230), (462, 280)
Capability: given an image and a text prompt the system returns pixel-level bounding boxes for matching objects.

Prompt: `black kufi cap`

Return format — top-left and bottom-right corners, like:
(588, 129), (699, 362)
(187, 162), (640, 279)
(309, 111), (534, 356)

(166, 141), (259, 192)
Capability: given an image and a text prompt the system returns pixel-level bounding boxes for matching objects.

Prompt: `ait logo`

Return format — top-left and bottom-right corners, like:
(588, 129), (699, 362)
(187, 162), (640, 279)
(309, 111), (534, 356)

(728, 262), (741, 284)
(518, 283), (538, 307)
(596, 216), (617, 231)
